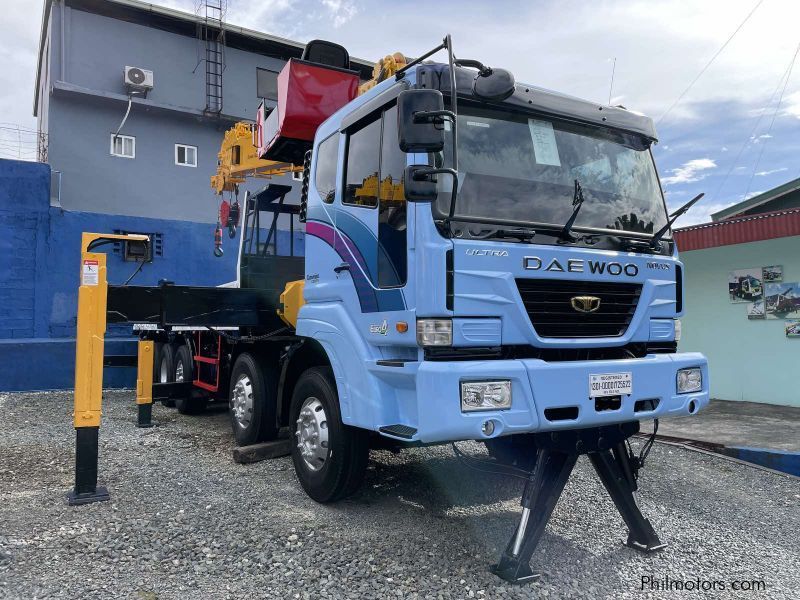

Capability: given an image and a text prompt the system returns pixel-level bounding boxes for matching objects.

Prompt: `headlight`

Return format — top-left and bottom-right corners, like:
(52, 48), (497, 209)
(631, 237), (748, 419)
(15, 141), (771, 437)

(676, 368), (702, 394)
(674, 319), (682, 342)
(416, 319), (452, 346)
(460, 380), (512, 412)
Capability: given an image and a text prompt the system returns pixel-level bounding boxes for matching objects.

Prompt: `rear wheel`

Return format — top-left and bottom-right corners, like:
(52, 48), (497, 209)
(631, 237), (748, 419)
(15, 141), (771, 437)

(484, 434), (538, 471)
(174, 344), (206, 414)
(290, 367), (369, 503)
(158, 343), (175, 385)
(228, 352), (279, 445)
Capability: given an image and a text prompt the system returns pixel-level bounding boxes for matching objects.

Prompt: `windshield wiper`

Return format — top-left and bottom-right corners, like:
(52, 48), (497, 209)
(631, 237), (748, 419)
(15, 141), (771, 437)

(558, 179), (586, 243)
(649, 192), (704, 250)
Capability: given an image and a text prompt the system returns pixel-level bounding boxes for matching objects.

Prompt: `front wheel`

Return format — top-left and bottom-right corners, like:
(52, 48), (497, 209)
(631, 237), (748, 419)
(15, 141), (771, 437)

(290, 367), (369, 503)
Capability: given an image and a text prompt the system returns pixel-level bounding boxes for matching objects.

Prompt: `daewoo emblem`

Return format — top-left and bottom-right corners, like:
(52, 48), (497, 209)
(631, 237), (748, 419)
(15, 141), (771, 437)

(571, 296), (601, 313)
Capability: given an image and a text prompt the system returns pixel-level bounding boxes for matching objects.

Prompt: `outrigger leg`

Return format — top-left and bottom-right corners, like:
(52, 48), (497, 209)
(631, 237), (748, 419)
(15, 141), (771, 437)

(491, 423), (665, 584)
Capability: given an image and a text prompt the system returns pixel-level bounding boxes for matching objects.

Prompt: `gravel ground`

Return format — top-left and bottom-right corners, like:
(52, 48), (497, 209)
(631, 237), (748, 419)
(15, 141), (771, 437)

(0, 390), (798, 600)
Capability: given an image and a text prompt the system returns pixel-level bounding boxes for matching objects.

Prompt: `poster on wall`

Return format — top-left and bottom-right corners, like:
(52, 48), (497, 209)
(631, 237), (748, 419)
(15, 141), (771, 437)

(762, 265), (783, 283)
(746, 300), (765, 319)
(786, 320), (800, 338)
(764, 282), (800, 319)
(729, 268), (763, 303)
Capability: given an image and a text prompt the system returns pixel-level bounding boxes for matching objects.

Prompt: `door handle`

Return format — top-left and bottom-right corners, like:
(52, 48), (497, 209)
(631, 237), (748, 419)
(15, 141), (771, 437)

(334, 262), (351, 274)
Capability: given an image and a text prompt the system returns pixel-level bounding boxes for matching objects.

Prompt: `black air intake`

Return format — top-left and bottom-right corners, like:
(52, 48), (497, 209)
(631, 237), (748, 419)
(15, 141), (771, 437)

(516, 279), (642, 338)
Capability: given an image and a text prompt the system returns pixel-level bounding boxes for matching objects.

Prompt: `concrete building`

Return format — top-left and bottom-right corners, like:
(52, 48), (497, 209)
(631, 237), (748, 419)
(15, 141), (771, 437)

(675, 182), (800, 408)
(0, 0), (372, 391)
(35, 0), (370, 222)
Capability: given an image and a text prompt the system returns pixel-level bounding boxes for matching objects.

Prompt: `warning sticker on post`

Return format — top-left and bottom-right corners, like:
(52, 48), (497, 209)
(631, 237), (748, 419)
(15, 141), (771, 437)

(82, 259), (99, 286)
(528, 119), (561, 166)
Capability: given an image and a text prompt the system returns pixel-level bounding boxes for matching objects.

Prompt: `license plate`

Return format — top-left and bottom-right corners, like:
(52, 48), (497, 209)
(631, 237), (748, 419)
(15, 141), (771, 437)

(589, 372), (632, 398)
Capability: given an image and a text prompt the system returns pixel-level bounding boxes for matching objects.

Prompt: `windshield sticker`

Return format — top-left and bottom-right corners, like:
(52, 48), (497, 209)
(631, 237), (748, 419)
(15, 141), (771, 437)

(528, 120), (561, 167)
(466, 121), (490, 128)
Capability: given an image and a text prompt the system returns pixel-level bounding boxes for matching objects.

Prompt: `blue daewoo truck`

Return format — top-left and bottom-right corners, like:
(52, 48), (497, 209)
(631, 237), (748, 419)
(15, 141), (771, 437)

(111, 37), (709, 582)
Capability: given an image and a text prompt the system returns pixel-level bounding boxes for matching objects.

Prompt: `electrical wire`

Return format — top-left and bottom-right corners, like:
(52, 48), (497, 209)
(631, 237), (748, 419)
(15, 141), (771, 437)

(711, 51), (799, 203)
(740, 39), (800, 202)
(122, 259), (146, 285)
(451, 442), (532, 481)
(657, 0), (764, 125)
(112, 96), (133, 143)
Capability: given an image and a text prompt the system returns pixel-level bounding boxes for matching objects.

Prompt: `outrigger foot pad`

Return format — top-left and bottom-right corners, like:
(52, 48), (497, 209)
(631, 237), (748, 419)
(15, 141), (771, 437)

(489, 561), (541, 585)
(137, 403), (153, 428)
(490, 423), (664, 584)
(67, 485), (110, 506)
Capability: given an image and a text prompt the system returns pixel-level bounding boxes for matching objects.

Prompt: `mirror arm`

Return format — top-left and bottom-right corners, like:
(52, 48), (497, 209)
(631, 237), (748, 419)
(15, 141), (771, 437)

(412, 109), (456, 125)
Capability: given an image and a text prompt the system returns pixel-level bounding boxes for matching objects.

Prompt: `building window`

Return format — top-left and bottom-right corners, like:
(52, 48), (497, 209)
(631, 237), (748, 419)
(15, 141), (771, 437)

(257, 68), (279, 101)
(110, 134), (135, 158)
(175, 144), (197, 167)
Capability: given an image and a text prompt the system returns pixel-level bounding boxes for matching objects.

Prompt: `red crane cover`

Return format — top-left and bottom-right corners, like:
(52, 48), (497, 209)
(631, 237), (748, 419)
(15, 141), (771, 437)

(258, 59), (359, 164)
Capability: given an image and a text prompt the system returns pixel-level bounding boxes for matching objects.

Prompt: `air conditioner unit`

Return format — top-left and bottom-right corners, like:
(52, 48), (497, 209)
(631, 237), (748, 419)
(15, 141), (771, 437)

(124, 66), (154, 92)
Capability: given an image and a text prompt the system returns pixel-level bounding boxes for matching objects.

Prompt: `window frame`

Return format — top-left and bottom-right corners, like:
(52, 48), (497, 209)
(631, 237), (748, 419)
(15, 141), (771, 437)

(110, 134), (135, 159)
(174, 143), (198, 168)
(315, 132), (340, 204)
(376, 103), (408, 288)
(342, 114), (383, 209)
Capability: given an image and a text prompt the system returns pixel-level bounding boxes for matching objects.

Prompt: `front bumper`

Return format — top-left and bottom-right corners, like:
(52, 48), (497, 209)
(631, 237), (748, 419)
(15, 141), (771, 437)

(382, 352), (708, 443)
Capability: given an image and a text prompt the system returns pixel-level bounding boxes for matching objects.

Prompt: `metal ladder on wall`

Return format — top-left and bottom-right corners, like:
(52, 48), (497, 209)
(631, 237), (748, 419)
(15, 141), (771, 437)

(195, 1), (227, 115)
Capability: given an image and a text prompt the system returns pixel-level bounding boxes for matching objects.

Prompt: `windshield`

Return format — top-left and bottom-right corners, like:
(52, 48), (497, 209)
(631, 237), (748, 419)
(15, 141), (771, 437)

(433, 105), (668, 237)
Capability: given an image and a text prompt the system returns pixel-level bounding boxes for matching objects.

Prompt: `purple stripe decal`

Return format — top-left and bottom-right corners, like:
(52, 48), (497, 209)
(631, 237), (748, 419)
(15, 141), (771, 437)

(306, 220), (378, 312)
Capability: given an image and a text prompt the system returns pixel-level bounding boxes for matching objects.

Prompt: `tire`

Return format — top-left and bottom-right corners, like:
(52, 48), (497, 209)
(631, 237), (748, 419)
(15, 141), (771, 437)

(153, 342), (164, 383)
(484, 434), (538, 471)
(228, 352), (279, 445)
(174, 344), (206, 414)
(290, 367), (369, 503)
(158, 343), (175, 385)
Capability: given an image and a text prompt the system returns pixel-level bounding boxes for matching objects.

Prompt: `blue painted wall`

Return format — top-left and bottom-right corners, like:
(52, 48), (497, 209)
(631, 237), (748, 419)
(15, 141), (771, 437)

(0, 157), (304, 391)
(678, 236), (800, 407)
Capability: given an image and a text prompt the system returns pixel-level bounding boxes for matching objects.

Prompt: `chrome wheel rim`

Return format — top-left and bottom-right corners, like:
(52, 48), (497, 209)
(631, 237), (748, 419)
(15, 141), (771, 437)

(295, 396), (329, 472)
(231, 374), (254, 429)
(160, 357), (169, 383)
(175, 360), (184, 383)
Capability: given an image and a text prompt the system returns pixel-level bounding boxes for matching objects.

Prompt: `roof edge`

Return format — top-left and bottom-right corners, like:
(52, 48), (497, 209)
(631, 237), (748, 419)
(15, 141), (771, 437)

(710, 176), (800, 221)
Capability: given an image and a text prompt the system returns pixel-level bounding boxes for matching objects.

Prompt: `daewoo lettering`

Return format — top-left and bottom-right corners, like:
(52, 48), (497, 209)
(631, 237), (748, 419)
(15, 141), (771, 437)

(523, 257), (639, 277)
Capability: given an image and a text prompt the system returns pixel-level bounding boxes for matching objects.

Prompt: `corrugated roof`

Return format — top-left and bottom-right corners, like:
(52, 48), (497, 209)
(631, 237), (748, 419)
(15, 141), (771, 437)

(710, 176), (800, 221)
(674, 208), (800, 251)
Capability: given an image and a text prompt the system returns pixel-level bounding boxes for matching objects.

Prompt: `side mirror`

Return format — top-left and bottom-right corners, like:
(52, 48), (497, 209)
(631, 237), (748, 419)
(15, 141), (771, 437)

(403, 165), (438, 202)
(397, 89), (446, 153)
(472, 68), (515, 101)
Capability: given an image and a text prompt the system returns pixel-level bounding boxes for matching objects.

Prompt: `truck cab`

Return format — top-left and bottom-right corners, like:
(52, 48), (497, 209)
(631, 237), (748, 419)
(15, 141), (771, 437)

(295, 60), (709, 446)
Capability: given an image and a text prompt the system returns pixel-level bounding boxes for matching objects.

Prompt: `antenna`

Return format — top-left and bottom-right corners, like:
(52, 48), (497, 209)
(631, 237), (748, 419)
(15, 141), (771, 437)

(608, 57), (616, 105)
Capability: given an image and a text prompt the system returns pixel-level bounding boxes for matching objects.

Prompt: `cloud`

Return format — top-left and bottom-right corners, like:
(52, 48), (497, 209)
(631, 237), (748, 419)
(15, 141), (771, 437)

(784, 91), (800, 119)
(755, 167), (788, 177)
(743, 190), (764, 200)
(661, 158), (717, 186)
(321, 0), (357, 28)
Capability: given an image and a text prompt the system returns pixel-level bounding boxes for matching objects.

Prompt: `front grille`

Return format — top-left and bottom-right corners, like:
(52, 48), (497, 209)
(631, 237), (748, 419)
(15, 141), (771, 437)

(516, 279), (642, 338)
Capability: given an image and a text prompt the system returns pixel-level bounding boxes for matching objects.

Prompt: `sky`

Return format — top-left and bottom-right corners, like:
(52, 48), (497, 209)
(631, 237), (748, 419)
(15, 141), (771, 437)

(1, 0), (799, 225)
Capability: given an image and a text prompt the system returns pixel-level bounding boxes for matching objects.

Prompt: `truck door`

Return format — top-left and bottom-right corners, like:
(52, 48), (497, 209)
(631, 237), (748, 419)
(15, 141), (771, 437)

(335, 103), (413, 341)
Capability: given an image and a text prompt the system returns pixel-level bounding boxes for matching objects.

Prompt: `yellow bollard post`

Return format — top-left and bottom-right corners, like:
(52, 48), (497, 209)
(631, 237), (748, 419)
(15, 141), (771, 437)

(68, 232), (148, 506)
(136, 340), (155, 428)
